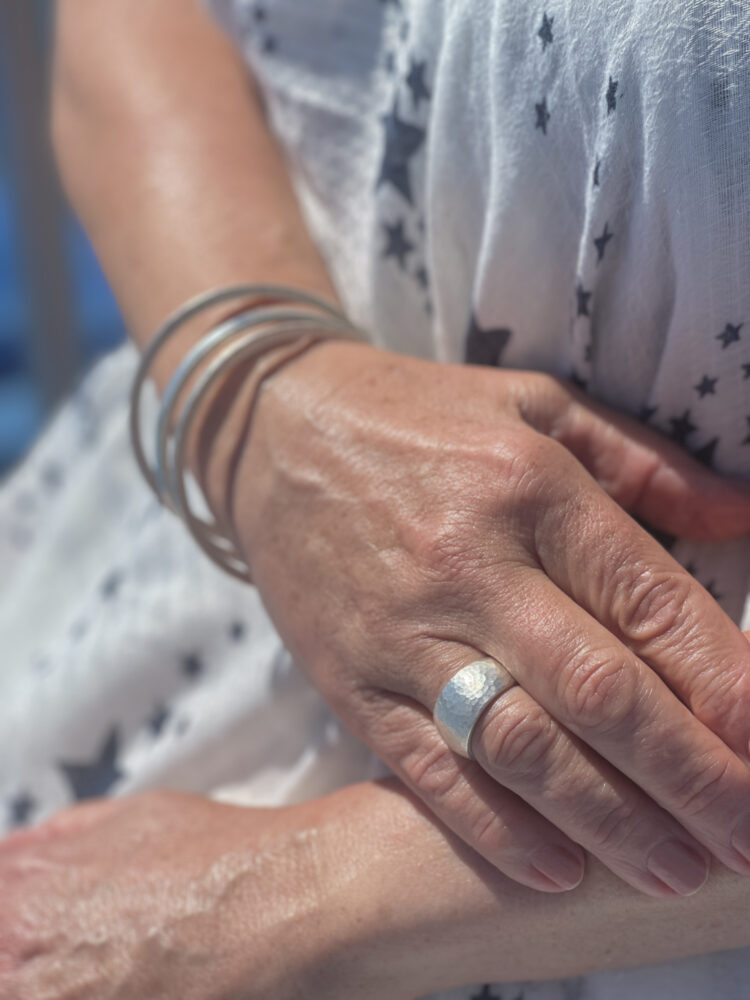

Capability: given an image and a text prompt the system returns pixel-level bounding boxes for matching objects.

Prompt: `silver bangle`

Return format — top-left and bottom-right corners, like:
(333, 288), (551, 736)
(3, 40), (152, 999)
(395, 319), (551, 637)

(129, 284), (369, 584)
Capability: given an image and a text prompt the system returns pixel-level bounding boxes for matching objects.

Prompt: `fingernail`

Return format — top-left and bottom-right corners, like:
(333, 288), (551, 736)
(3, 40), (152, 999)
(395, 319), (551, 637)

(730, 812), (750, 864)
(531, 845), (585, 890)
(646, 840), (709, 896)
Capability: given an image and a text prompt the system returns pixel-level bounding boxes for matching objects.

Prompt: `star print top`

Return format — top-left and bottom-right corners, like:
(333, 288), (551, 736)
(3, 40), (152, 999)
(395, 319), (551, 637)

(198, 0), (750, 994)
(203, 0), (750, 626)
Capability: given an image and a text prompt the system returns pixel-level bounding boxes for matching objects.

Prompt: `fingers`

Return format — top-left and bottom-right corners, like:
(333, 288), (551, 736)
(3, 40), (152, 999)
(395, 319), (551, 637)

(529, 451), (750, 761)
(465, 568), (750, 882)
(470, 686), (711, 897)
(357, 685), (586, 893)
(513, 372), (750, 540)
(389, 639), (714, 897)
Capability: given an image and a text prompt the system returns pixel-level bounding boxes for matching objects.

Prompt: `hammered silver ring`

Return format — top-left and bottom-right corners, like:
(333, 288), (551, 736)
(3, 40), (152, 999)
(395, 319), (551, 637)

(433, 657), (518, 759)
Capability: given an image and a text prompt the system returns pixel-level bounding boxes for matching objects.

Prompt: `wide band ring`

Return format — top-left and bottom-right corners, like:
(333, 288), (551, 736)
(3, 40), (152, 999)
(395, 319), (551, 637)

(433, 657), (518, 759)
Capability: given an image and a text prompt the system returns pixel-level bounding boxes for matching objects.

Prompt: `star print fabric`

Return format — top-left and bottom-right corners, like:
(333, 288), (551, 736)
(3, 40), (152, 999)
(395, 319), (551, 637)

(1, 1), (750, 997)
(203, 0), (750, 623)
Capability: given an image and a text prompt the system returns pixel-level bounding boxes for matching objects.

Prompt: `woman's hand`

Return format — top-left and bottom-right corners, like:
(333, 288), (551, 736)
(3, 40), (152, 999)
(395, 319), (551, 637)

(0, 790), (346, 1000)
(206, 340), (750, 899)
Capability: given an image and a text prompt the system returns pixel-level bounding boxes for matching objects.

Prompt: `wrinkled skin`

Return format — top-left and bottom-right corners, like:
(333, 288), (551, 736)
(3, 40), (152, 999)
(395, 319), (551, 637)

(204, 340), (750, 897)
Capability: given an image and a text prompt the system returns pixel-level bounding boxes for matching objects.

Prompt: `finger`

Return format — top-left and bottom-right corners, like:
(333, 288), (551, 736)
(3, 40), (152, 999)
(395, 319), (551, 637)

(512, 372), (750, 540)
(529, 446), (750, 762)
(394, 640), (712, 897)
(356, 684), (586, 893)
(471, 687), (711, 897)
(466, 567), (750, 880)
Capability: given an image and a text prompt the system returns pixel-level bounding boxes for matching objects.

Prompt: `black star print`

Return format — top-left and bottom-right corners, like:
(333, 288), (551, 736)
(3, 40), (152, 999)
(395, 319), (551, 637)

(148, 703), (171, 737)
(639, 404), (658, 423)
(570, 370), (588, 390)
(383, 50), (396, 74)
(576, 281), (592, 316)
(593, 158), (601, 187)
(100, 569), (124, 599)
(382, 219), (415, 270)
(692, 437), (718, 467)
(464, 313), (512, 367)
(406, 58), (430, 108)
(230, 620), (246, 641)
(704, 580), (722, 602)
(182, 652), (204, 679)
(538, 12), (554, 50)
(253, 4), (267, 21)
(635, 517), (676, 551)
(694, 375), (717, 397)
(742, 362), (750, 379)
(9, 791), (36, 827)
(669, 409), (698, 444)
(743, 416), (750, 445)
(606, 75), (619, 113)
(535, 96), (551, 134)
(470, 986), (502, 1000)
(717, 322), (742, 348)
(262, 35), (277, 54)
(376, 97), (426, 204)
(593, 221), (614, 262)
(58, 727), (124, 801)
(414, 265), (429, 289)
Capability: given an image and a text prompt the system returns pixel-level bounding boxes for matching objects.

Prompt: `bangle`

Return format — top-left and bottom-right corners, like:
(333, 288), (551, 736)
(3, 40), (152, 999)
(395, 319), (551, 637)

(129, 284), (369, 584)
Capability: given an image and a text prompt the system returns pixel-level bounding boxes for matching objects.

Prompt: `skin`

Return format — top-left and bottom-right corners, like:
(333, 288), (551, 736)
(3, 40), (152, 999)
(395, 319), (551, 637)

(42, 0), (750, 988)
(1, 774), (750, 999)
(51, 0), (750, 897)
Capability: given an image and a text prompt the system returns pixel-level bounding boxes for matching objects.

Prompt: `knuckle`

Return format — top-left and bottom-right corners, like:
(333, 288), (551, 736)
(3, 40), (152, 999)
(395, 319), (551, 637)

(403, 739), (463, 803)
(671, 752), (734, 819)
(467, 805), (515, 858)
(690, 663), (750, 737)
(483, 698), (557, 776)
(560, 650), (640, 733)
(615, 567), (694, 645)
(407, 513), (478, 586)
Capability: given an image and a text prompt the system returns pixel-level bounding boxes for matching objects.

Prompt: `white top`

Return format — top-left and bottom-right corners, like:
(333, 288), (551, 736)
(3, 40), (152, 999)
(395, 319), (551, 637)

(0, 1), (748, 997)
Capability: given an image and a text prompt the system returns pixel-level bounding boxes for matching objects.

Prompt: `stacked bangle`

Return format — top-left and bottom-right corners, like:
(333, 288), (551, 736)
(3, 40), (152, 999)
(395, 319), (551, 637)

(129, 284), (369, 584)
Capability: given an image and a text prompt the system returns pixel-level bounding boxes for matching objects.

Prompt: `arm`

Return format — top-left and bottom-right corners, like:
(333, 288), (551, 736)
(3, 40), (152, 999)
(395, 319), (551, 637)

(303, 776), (749, 996)
(2, 778), (747, 999)
(52, 0), (337, 381)
(51, 0), (750, 904)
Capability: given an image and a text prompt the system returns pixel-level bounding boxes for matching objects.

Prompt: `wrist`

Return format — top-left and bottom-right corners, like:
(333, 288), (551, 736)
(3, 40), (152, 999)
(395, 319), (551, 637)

(194, 337), (380, 555)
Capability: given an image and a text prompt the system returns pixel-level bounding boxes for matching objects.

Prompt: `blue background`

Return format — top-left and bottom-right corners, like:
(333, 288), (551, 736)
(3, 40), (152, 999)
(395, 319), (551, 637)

(0, 4), (126, 480)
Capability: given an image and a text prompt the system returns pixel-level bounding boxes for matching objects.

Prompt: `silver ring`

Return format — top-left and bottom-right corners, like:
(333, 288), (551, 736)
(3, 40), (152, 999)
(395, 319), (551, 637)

(433, 657), (517, 759)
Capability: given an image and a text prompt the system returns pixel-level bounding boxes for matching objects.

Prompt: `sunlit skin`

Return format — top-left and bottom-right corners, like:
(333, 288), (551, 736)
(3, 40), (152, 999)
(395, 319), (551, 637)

(28, 0), (750, 993)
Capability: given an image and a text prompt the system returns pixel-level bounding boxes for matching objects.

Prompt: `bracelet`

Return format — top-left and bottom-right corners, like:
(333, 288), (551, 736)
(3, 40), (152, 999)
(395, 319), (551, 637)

(129, 284), (369, 584)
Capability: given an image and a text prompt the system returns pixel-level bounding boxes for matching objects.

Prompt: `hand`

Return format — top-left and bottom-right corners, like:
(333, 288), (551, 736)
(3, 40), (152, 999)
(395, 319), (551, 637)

(206, 339), (750, 899)
(0, 790), (339, 1000)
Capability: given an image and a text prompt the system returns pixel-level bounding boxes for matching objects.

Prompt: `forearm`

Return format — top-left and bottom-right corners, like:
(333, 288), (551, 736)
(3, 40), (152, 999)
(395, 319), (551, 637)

(51, 0), (337, 390)
(300, 778), (748, 997)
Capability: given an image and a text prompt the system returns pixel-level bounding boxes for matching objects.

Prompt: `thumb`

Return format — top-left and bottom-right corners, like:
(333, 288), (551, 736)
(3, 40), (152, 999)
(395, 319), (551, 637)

(518, 375), (750, 541)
